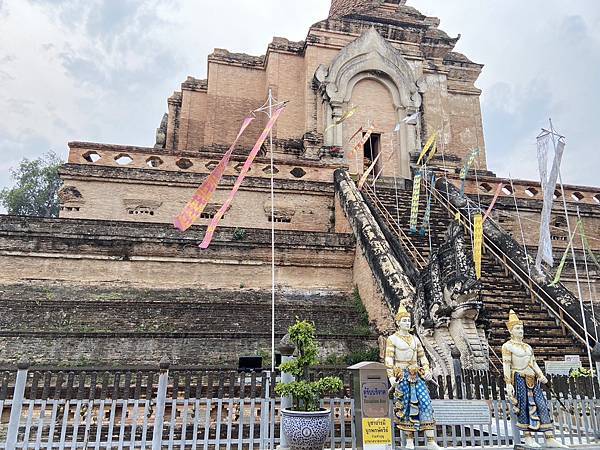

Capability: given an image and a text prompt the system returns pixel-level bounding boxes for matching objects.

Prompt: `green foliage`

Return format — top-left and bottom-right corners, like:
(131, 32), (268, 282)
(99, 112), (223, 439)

(275, 377), (343, 412)
(569, 367), (595, 379)
(321, 347), (380, 367)
(232, 228), (247, 241)
(353, 287), (370, 326)
(275, 320), (344, 411)
(0, 152), (63, 217)
(345, 347), (380, 366)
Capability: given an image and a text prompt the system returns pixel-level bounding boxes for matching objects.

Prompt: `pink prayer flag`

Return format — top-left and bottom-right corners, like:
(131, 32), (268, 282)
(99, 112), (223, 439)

(199, 106), (286, 249)
(483, 182), (504, 222)
(173, 117), (254, 232)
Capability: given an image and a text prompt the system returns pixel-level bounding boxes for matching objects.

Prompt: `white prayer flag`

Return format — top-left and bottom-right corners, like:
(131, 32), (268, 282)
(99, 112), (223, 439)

(402, 112), (420, 125)
(535, 133), (566, 271)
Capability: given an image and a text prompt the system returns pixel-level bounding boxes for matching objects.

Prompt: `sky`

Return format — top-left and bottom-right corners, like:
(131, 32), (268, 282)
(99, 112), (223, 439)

(0, 0), (599, 197)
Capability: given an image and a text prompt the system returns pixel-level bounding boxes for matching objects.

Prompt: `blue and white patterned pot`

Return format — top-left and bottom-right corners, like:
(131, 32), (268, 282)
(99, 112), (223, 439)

(281, 408), (331, 450)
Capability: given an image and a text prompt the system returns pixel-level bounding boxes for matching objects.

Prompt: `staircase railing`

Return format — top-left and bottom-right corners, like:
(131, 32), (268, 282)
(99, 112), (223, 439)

(362, 183), (427, 270)
(424, 179), (597, 353)
(361, 179), (504, 371)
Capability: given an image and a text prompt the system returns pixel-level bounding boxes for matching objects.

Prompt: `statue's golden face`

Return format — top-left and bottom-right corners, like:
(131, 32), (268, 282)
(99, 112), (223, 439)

(511, 323), (524, 339)
(398, 316), (412, 331)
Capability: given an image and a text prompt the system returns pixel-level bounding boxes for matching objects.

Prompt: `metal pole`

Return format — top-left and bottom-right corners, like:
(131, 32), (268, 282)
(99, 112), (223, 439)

(549, 119), (594, 374)
(269, 88), (276, 373)
(152, 357), (170, 450)
(6, 360), (29, 450)
(576, 207), (599, 342)
(509, 174), (532, 279)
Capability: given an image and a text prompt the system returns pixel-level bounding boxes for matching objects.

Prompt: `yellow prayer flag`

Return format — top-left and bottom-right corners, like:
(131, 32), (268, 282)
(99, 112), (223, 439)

(473, 213), (483, 279)
(417, 132), (438, 165)
(324, 106), (359, 133)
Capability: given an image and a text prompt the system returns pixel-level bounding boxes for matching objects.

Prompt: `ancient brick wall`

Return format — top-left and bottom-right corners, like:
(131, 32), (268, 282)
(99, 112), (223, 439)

(0, 217), (354, 291)
(0, 284), (377, 366)
(0, 334), (375, 367)
(0, 216), (383, 366)
(159, 1), (487, 174)
(329, 0), (381, 17)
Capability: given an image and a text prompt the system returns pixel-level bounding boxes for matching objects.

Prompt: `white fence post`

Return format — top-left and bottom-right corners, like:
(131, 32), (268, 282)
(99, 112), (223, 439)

(152, 357), (170, 450)
(6, 360), (29, 450)
(277, 335), (295, 450)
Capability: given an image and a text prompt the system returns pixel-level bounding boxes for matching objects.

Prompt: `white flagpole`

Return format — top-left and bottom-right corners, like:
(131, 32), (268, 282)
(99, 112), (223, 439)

(549, 119), (594, 375)
(268, 89), (276, 372)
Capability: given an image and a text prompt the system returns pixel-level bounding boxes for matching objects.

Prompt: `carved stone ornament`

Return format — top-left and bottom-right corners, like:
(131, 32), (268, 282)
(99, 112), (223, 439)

(413, 220), (488, 378)
(314, 27), (421, 148)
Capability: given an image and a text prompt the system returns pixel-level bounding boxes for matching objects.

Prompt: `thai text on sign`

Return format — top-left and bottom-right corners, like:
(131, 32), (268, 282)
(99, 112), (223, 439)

(362, 418), (393, 449)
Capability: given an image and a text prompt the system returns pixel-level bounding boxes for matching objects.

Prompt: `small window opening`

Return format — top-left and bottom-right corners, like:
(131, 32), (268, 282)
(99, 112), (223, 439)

(363, 133), (381, 174)
(268, 217), (292, 223)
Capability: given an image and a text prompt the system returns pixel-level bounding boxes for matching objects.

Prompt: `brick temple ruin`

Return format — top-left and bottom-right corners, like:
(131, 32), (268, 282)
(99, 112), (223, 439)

(1, 0), (598, 373)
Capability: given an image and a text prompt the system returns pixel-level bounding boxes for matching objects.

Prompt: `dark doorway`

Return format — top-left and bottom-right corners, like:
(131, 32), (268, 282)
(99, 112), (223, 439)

(363, 132), (381, 175)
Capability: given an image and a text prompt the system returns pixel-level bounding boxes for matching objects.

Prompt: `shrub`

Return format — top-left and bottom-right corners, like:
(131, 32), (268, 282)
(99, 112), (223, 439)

(275, 320), (343, 411)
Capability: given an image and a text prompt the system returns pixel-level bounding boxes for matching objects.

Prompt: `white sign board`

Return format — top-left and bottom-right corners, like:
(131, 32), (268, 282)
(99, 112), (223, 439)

(565, 355), (581, 364)
(545, 360), (581, 376)
(432, 400), (491, 425)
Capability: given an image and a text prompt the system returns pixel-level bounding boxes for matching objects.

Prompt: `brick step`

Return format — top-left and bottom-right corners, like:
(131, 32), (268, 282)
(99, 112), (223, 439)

(0, 305), (365, 334)
(0, 286), (353, 306)
(370, 186), (588, 364)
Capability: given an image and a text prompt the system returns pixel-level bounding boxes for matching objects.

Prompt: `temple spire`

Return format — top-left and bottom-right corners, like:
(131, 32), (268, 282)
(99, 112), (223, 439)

(328, 0), (375, 18)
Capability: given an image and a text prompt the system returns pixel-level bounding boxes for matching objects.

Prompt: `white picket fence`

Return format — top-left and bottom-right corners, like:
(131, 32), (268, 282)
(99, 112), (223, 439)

(1, 365), (599, 449)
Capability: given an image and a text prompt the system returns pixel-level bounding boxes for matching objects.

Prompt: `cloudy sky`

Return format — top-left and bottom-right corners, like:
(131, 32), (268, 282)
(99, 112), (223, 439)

(1, 0), (599, 196)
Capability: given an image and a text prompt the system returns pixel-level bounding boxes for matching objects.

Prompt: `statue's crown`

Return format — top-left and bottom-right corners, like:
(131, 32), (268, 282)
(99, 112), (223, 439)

(506, 309), (523, 331)
(395, 305), (410, 321)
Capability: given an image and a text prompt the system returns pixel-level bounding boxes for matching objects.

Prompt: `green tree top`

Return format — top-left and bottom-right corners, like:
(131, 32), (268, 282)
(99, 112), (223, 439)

(0, 152), (63, 217)
(275, 320), (343, 412)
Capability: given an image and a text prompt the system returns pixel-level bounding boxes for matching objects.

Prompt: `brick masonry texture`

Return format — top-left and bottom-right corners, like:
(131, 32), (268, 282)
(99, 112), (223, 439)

(4, 0), (599, 368)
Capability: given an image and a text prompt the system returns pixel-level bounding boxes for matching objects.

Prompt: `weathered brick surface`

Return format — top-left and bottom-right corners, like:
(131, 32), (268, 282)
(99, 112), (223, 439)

(0, 334), (376, 367)
(146, 0), (487, 177)
(0, 216), (355, 290)
(328, 0), (381, 18)
(0, 282), (376, 366)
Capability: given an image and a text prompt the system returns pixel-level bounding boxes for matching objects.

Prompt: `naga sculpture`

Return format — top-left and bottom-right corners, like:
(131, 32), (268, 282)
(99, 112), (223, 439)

(413, 221), (490, 377)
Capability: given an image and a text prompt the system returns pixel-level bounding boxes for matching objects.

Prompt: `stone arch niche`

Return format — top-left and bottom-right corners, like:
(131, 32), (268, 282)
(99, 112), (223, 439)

(315, 27), (421, 179)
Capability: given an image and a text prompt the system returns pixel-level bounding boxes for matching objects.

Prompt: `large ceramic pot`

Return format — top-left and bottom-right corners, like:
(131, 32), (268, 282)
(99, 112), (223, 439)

(281, 408), (331, 450)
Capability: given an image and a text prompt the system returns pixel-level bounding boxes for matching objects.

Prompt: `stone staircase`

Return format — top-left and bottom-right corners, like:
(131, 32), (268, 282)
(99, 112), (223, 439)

(368, 184), (588, 364)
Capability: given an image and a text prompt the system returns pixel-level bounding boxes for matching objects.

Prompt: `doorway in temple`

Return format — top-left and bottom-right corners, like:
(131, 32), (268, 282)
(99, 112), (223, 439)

(363, 132), (381, 176)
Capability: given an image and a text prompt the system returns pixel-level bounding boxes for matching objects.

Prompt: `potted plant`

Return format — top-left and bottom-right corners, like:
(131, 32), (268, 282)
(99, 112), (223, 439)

(275, 320), (343, 450)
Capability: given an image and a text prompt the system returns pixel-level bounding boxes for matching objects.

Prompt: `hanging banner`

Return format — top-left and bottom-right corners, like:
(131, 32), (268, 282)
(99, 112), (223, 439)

(482, 183), (504, 222)
(473, 213), (483, 279)
(173, 117), (254, 232)
(416, 132), (438, 165)
(409, 171), (422, 234)
(348, 127), (363, 143)
(324, 106), (358, 133)
(347, 125), (375, 159)
(424, 138), (438, 165)
(420, 173), (436, 236)
(358, 152), (382, 189)
(459, 148), (480, 195)
(199, 106), (285, 249)
(535, 135), (566, 270)
(548, 221), (580, 287)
